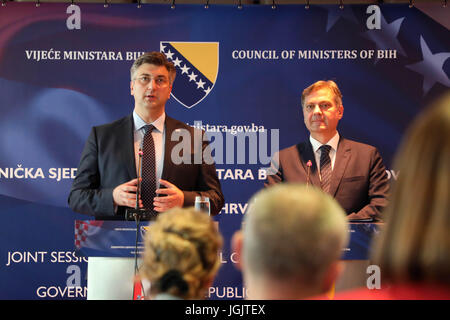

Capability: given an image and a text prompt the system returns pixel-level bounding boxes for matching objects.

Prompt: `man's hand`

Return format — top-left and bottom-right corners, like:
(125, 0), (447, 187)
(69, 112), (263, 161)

(153, 179), (184, 212)
(112, 178), (143, 208)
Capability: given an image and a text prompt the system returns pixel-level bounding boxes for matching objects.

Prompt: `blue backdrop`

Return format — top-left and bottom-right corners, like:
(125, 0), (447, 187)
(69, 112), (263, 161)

(0, 3), (449, 299)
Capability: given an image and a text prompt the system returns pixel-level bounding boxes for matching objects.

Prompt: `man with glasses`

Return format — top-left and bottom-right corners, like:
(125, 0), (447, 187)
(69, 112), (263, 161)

(265, 80), (389, 221)
(68, 52), (224, 219)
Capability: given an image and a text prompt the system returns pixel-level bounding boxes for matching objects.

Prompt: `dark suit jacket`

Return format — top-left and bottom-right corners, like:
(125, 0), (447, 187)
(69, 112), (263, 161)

(265, 137), (389, 221)
(68, 114), (224, 219)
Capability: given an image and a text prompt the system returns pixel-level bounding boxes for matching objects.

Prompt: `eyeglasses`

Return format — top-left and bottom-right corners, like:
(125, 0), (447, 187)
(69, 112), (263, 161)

(135, 75), (170, 88)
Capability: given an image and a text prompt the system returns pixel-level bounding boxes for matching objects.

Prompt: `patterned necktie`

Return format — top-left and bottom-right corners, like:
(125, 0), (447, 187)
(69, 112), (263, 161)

(319, 145), (332, 193)
(141, 125), (156, 210)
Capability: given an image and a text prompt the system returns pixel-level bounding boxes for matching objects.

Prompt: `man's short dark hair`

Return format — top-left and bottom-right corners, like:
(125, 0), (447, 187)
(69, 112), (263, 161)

(130, 51), (176, 84)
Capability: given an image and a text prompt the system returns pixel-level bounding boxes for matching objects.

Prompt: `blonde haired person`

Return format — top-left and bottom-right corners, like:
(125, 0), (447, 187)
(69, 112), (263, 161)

(233, 184), (349, 299)
(300, 80), (343, 108)
(140, 207), (223, 300)
(332, 92), (450, 299)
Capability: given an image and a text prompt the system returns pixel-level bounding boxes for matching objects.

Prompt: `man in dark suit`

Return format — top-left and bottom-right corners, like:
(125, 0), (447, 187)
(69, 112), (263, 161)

(68, 52), (224, 219)
(265, 80), (389, 221)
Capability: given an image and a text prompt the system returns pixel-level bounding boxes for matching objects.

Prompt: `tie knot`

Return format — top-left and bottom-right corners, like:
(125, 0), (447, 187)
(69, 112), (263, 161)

(320, 144), (332, 155)
(144, 124), (155, 135)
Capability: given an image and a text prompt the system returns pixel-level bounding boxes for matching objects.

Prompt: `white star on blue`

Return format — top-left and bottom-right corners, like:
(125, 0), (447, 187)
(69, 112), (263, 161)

(160, 42), (215, 108)
(406, 36), (450, 95)
(324, 6), (358, 32)
(362, 13), (406, 63)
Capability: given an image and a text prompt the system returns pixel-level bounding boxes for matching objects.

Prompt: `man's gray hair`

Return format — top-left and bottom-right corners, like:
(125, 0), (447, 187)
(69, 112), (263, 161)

(243, 184), (349, 286)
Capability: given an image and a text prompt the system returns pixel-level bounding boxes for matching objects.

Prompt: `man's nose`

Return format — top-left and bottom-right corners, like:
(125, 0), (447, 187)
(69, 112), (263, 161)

(147, 79), (156, 90)
(312, 104), (322, 114)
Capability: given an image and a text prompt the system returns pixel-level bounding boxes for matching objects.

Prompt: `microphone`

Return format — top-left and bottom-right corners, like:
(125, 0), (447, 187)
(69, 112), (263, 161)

(306, 160), (312, 188)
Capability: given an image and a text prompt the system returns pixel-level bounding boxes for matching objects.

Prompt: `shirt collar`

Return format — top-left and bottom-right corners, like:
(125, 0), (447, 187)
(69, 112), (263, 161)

(133, 110), (165, 134)
(310, 131), (340, 153)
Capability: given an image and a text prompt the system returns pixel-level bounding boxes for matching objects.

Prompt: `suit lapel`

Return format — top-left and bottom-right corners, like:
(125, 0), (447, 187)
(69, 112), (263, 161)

(297, 142), (321, 188)
(120, 114), (137, 180)
(161, 116), (177, 181)
(329, 137), (351, 197)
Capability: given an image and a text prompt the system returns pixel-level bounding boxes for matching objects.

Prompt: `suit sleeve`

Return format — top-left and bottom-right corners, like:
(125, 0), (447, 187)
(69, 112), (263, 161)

(68, 127), (116, 217)
(347, 148), (389, 221)
(264, 151), (283, 187)
(182, 138), (225, 216)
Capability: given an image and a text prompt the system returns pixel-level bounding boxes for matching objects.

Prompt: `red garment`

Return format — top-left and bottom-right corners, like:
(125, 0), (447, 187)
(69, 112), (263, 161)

(315, 283), (450, 300)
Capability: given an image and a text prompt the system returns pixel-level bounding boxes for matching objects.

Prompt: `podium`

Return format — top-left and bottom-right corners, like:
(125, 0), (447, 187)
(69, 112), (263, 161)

(74, 220), (151, 300)
(337, 223), (382, 292)
(75, 220), (381, 299)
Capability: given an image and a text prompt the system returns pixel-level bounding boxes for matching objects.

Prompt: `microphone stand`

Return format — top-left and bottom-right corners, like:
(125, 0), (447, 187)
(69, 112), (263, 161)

(131, 213), (142, 300)
(126, 149), (156, 299)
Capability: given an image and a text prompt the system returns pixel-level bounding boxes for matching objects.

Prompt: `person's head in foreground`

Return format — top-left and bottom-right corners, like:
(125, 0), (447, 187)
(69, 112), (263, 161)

(370, 92), (450, 290)
(141, 207), (223, 299)
(233, 184), (349, 299)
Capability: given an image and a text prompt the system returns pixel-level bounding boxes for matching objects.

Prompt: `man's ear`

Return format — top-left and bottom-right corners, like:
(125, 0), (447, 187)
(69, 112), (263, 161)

(130, 80), (134, 96)
(338, 105), (344, 119)
(167, 84), (173, 100)
(321, 261), (344, 293)
(231, 230), (243, 271)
